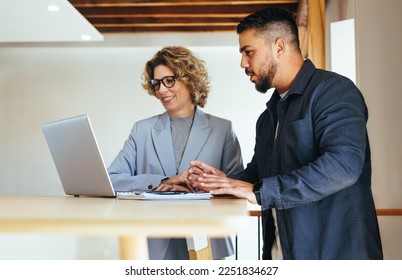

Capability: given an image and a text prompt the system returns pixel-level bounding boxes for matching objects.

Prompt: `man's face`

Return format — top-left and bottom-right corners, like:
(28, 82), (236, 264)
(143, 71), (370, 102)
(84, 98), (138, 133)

(239, 28), (277, 93)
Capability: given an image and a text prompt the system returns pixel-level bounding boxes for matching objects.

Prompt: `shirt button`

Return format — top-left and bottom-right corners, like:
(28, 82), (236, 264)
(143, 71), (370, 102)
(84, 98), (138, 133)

(147, 185), (153, 190)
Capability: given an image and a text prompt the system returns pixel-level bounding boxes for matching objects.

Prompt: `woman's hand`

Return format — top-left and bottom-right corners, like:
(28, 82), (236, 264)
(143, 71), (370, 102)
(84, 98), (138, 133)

(154, 183), (193, 193)
(154, 171), (194, 193)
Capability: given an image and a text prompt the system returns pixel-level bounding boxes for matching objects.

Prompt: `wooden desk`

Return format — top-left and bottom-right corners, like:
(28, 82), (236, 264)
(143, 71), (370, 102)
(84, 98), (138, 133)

(0, 196), (248, 259)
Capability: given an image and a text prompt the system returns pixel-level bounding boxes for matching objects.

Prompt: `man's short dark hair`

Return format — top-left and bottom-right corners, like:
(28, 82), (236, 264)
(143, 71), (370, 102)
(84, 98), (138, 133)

(237, 7), (300, 49)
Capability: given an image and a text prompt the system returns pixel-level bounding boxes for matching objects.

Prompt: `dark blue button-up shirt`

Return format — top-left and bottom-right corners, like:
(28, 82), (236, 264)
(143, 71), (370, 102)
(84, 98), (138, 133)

(233, 59), (383, 259)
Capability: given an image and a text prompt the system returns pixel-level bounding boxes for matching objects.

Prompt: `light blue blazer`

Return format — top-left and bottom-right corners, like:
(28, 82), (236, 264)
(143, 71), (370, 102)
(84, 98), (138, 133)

(108, 107), (244, 259)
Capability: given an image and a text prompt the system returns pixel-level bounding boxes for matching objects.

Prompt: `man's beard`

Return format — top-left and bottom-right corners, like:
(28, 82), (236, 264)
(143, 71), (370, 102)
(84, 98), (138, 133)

(255, 75), (272, 93)
(254, 59), (277, 93)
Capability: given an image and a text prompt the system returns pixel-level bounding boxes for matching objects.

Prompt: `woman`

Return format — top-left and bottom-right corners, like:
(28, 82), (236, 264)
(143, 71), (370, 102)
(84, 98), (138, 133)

(108, 46), (244, 260)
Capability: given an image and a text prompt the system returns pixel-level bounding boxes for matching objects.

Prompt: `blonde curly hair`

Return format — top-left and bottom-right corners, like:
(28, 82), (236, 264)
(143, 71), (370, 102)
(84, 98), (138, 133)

(142, 46), (210, 108)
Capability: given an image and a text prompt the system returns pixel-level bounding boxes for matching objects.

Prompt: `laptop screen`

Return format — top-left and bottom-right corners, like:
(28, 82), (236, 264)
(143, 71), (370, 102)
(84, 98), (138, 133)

(42, 114), (116, 197)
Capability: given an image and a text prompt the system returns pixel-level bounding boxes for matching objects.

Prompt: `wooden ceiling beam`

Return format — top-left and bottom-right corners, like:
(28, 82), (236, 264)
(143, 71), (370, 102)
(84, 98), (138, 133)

(96, 23), (238, 27)
(84, 14), (250, 19)
(70, 0), (300, 7)
(89, 17), (245, 25)
(69, 0), (300, 33)
(74, 5), (298, 15)
(95, 26), (238, 33)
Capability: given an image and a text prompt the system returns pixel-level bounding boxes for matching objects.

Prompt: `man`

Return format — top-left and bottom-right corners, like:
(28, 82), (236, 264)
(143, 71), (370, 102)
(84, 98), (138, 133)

(188, 7), (383, 260)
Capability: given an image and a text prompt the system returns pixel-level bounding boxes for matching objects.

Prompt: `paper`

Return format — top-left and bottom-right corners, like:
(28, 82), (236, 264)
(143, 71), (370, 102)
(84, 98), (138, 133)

(116, 191), (212, 200)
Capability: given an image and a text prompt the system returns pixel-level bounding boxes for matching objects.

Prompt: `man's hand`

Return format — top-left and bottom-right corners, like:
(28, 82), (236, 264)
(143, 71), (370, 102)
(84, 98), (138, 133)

(196, 173), (256, 203)
(187, 160), (226, 189)
(189, 160), (226, 177)
(187, 161), (257, 203)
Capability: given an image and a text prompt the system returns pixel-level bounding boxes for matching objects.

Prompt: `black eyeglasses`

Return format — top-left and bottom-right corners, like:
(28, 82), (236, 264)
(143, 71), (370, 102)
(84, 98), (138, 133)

(149, 76), (176, 91)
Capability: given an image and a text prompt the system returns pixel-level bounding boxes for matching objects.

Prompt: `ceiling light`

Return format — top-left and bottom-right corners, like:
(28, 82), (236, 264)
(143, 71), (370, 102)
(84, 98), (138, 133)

(81, 34), (92, 41)
(46, 5), (60, 12)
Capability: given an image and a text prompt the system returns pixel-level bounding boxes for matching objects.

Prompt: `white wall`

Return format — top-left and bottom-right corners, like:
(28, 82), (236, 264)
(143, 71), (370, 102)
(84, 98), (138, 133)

(0, 33), (269, 259)
(326, 0), (402, 259)
(355, 0), (402, 260)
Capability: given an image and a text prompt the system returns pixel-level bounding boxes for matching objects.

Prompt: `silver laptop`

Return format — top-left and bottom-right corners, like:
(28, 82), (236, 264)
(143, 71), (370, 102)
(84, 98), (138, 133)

(42, 114), (116, 197)
(42, 114), (212, 200)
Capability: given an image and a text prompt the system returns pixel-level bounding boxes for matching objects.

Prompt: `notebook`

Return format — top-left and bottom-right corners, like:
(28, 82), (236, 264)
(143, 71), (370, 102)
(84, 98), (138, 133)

(42, 114), (212, 200)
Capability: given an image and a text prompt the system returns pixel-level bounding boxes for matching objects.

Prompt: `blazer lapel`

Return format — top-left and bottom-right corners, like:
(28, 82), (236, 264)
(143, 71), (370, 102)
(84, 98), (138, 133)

(152, 112), (177, 176)
(178, 108), (212, 172)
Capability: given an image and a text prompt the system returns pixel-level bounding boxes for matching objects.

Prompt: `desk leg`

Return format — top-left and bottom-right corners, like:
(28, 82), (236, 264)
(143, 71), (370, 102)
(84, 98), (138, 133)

(119, 235), (149, 260)
(186, 235), (212, 260)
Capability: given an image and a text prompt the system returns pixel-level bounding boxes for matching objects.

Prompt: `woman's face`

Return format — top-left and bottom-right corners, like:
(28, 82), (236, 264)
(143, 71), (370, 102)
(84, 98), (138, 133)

(152, 64), (193, 118)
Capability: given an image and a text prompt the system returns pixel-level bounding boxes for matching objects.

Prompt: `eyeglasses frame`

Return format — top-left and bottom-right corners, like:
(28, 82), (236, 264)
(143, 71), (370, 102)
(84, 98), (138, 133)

(149, 75), (176, 91)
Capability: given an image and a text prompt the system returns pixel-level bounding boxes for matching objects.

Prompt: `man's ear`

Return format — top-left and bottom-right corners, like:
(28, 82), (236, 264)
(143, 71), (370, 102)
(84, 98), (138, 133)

(275, 38), (286, 58)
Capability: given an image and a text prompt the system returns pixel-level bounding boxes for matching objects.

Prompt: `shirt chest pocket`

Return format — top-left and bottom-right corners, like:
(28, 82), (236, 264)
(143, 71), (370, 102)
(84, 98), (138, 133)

(280, 118), (317, 166)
